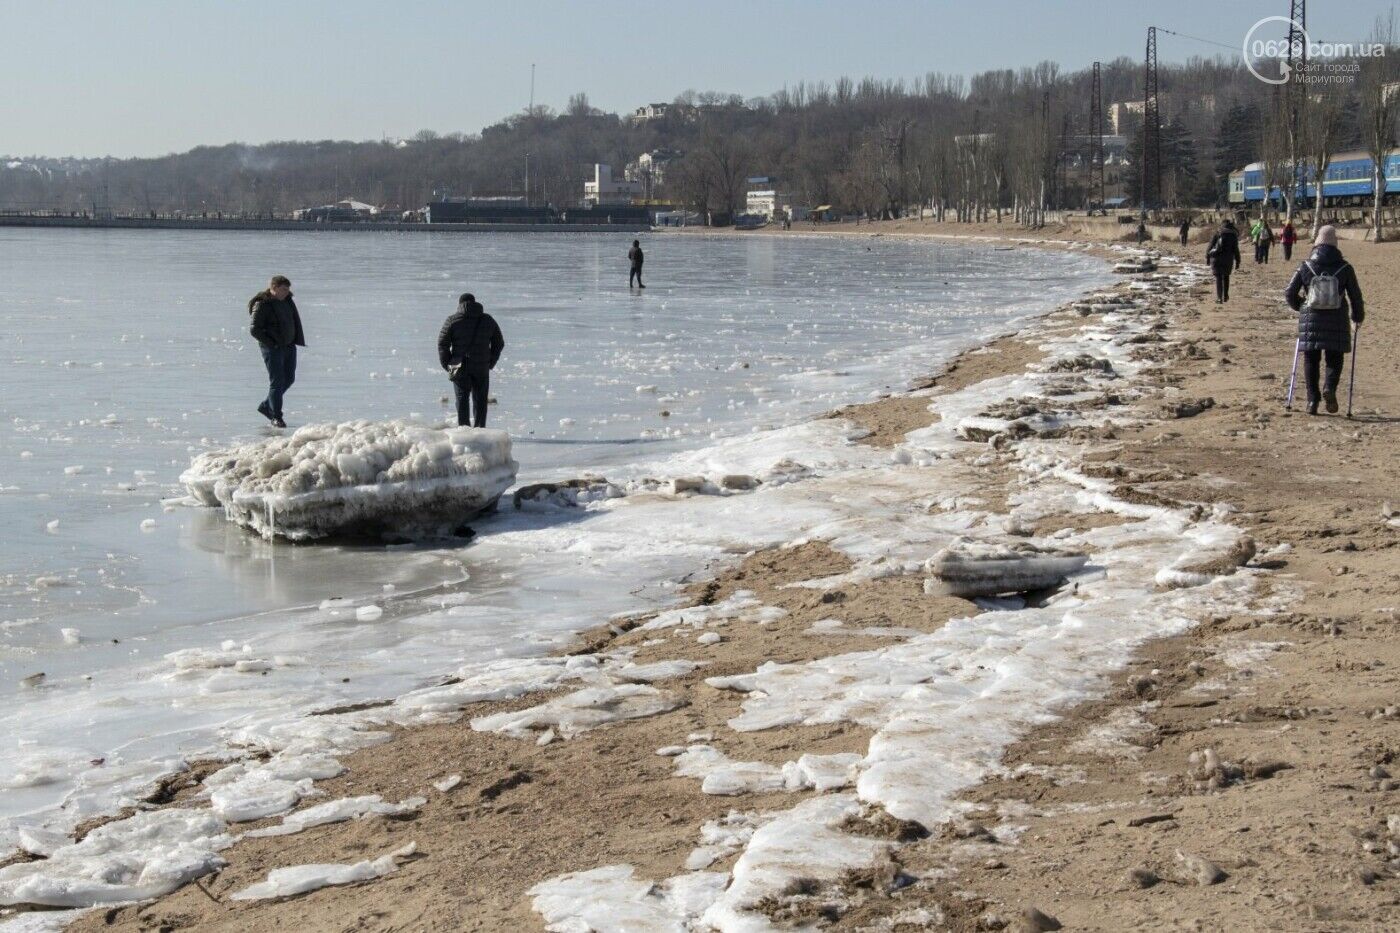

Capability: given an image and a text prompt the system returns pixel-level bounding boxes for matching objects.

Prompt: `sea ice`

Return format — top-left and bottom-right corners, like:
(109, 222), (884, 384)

(0, 809), (232, 908)
(229, 842), (416, 900)
(180, 420), (517, 541)
(245, 795), (424, 838)
(471, 685), (681, 740)
(924, 540), (1089, 597)
(530, 864), (729, 933)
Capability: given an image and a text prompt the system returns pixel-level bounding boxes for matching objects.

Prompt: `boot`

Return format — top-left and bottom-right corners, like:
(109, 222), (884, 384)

(1324, 390), (1338, 414)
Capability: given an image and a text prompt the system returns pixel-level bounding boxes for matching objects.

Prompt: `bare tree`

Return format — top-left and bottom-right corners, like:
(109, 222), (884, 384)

(1303, 76), (1347, 237)
(1357, 11), (1400, 241)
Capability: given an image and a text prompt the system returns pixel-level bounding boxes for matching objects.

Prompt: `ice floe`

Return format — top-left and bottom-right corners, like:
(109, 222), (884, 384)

(180, 420), (517, 541)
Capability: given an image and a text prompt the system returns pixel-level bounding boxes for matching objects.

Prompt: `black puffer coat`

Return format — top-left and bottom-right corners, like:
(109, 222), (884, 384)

(248, 292), (306, 348)
(1284, 244), (1365, 353)
(1205, 225), (1241, 273)
(437, 301), (504, 378)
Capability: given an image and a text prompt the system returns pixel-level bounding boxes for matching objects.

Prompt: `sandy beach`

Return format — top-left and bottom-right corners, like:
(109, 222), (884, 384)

(12, 220), (1396, 933)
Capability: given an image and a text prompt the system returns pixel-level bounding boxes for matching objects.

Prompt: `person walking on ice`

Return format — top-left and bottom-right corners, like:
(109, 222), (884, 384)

(628, 239), (645, 288)
(438, 293), (505, 428)
(249, 275), (305, 428)
(1284, 225), (1365, 416)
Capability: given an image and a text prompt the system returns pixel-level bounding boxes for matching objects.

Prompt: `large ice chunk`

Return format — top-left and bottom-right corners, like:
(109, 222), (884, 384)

(181, 420), (517, 541)
(924, 540), (1088, 597)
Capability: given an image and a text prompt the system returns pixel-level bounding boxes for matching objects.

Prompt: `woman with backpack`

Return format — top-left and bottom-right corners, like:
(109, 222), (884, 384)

(1257, 222), (1275, 264)
(1284, 225), (1365, 415)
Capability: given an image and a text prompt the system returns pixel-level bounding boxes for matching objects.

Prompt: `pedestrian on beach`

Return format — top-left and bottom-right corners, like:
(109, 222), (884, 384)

(1258, 222), (1274, 264)
(248, 275), (305, 428)
(1281, 220), (1297, 261)
(1135, 220), (1149, 244)
(437, 293), (505, 428)
(1284, 225), (1365, 416)
(1205, 219), (1242, 305)
(1178, 217), (1191, 246)
(1250, 217), (1266, 263)
(628, 239), (645, 288)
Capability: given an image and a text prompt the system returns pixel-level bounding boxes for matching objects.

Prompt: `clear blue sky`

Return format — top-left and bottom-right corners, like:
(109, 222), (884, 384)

(2, 0), (1394, 158)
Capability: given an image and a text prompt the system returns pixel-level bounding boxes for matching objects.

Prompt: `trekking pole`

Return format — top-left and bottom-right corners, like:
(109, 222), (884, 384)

(1345, 323), (1360, 419)
(1284, 338), (1301, 410)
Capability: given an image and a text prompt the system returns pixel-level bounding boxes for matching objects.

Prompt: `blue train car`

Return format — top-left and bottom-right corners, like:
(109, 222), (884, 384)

(1241, 149), (1400, 207)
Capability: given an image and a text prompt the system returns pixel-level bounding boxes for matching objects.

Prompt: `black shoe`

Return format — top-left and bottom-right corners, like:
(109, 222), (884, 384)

(1306, 401), (1319, 415)
(258, 401), (274, 422)
(272, 417), (287, 428)
(1324, 391), (1338, 414)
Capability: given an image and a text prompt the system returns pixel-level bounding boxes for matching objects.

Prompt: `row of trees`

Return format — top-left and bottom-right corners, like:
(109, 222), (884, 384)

(2, 21), (1396, 235)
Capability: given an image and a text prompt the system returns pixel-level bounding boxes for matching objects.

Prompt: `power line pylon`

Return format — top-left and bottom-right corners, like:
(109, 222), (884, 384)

(1088, 61), (1105, 212)
(1285, 1), (1307, 215)
(1141, 27), (1162, 214)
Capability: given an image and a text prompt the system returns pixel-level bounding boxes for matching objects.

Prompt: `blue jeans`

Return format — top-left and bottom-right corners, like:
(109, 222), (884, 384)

(260, 344), (297, 418)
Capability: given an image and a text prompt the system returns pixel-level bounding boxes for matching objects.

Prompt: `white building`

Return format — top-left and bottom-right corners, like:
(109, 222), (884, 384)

(631, 103), (672, 123)
(745, 189), (796, 221)
(583, 164), (643, 207)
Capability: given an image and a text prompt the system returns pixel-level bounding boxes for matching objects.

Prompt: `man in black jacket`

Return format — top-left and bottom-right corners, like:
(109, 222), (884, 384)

(628, 240), (645, 288)
(248, 275), (306, 428)
(437, 293), (505, 428)
(1205, 220), (1242, 304)
(1284, 225), (1365, 415)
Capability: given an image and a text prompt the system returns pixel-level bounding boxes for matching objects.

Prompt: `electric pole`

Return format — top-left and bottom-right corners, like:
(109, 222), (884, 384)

(1141, 27), (1162, 215)
(1089, 61), (1105, 213)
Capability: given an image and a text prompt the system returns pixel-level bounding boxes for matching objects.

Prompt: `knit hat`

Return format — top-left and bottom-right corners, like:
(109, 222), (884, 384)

(1314, 225), (1337, 246)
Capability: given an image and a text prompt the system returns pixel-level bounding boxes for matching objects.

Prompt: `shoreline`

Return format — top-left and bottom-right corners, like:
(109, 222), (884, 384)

(6, 222), (1395, 931)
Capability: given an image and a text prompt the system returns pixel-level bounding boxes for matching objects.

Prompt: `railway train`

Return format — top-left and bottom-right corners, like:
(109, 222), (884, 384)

(1228, 149), (1400, 207)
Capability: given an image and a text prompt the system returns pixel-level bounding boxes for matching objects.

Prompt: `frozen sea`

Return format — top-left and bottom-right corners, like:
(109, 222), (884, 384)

(0, 227), (1112, 845)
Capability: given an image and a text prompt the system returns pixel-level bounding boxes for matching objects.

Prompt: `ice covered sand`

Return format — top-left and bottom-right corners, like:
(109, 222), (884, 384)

(180, 421), (517, 541)
(0, 241), (1270, 931)
(6, 228), (1396, 932)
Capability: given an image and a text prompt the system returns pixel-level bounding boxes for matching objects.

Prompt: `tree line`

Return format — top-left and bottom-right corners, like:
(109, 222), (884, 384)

(2, 22), (1395, 235)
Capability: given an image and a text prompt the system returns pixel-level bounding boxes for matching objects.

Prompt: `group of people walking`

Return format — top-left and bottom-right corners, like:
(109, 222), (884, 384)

(1247, 217), (1298, 264)
(1203, 217), (1366, 416)
(248, 240), (652, 429)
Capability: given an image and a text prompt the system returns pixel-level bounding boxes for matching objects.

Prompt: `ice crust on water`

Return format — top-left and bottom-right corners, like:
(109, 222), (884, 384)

(229, 841), (416, 900)
(180, 420), (518, 541)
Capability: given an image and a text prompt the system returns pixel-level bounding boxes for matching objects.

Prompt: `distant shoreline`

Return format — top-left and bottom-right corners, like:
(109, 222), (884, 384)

(0, 215), (648, 234)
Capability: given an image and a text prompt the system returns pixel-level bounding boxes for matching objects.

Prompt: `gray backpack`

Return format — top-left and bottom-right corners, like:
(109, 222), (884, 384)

(1303, 261), (1347, 311)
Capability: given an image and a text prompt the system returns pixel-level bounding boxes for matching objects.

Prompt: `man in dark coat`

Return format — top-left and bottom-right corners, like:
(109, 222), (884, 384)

(1205, 219), (1242, 304)
(628, 239), (645, 288)
(1178, 217), (1191, 246)
(1284, 225), (1365, 415)
(249, 275), (306, 428)
(437, 293), (505, 428)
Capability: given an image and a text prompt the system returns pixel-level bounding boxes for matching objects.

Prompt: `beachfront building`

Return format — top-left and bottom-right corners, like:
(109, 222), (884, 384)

(583, 164), (643, 207)
(746, 188), (796, 221)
